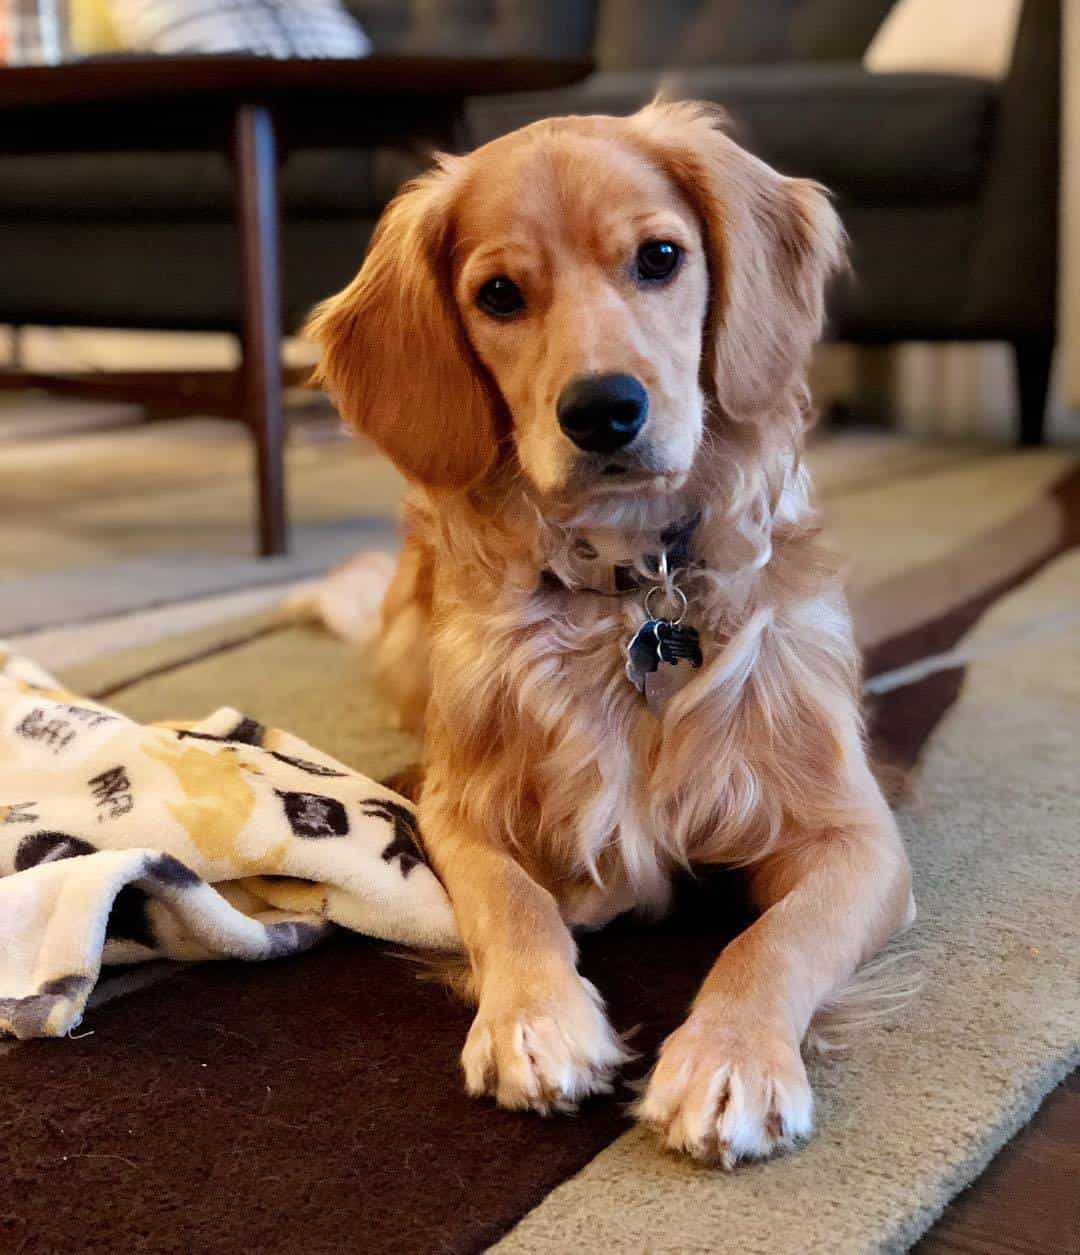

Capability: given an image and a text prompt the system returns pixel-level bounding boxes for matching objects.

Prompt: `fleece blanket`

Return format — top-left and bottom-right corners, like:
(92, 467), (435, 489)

(0, 646), (458, 1041)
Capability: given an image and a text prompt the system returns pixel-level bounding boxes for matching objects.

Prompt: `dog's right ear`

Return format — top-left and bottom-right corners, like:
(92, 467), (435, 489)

(305, 161), (502, 490)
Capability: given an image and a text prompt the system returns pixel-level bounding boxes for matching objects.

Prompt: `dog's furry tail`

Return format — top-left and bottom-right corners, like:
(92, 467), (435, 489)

(805, 943), (924, 1057)
(278, 550), (397, 646)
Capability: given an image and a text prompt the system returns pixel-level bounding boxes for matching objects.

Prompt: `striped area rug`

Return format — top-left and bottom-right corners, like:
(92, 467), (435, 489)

(0, 415), (403, 637)
(1, 445), (1077, 1255)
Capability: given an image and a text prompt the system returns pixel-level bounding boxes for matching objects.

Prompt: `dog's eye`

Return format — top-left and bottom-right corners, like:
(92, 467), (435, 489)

(476, 276), (525, 319)
(636, 240), (681, 283)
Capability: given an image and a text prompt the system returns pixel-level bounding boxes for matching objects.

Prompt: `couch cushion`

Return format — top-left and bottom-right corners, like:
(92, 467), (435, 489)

(343, 1), (411, 51)
(0, 215), (377, 330)
(467, 63), (998, 204)
(0, 64), (996, 224)
(789, 0), (900, 61)
(345, 0), (596, 56)
(0, 146), (410, 220)
(595, 0), (898, 70)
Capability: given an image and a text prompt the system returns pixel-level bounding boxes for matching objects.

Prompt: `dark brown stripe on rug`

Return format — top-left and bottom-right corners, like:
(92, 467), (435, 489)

(0, 877), (753, 1255)
(867, 464), (1080, 773)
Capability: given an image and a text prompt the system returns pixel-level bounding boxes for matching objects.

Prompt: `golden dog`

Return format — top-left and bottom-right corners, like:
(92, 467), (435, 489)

(307, 101), (915, 1167)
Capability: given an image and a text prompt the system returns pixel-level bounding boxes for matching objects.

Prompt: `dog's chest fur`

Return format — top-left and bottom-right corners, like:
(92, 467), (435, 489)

(431, 562), (757, 929)
(416, 482), (853, 934)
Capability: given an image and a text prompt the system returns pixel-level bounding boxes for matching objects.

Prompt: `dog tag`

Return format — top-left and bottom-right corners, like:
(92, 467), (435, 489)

(643, 658), (694, 716)
(626, 618), (664, 692)
(655, 620), (703, 668)
(625, 619), (703, 697)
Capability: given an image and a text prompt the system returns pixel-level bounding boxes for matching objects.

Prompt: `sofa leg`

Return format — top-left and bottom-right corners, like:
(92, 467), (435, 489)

(1012, 334), (1054, 448)
(232, 102), (287, 558)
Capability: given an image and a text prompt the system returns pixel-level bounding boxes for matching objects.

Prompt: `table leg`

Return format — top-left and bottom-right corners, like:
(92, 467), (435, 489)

(232, 102), (287, 558)
(1013, 333), (1054, 448)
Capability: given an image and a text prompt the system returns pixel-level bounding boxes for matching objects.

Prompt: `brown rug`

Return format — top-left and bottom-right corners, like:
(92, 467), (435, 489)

(1, 452), (1078, 1255)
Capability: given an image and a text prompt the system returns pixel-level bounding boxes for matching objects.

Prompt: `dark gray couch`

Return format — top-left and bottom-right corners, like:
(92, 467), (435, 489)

(0, 0), (1061, 440)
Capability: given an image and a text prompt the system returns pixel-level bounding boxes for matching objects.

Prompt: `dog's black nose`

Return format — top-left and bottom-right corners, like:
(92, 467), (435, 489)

(556, 373), (648, 454)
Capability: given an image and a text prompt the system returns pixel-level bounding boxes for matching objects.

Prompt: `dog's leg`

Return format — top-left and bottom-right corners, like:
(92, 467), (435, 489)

(423, 809), (629, 1114)
(638, 780), (913, 1166)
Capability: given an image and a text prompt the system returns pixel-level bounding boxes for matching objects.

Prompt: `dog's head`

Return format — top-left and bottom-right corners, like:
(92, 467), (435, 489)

(308, 101), (844, 509)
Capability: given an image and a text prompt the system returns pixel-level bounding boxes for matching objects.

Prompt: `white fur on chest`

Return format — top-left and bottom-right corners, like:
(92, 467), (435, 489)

(501, 585), (712, 927)
(426, 466), (838, 930)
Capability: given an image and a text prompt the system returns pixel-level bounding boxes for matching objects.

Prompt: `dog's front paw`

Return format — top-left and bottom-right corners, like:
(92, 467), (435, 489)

(637, 1002), (812, 1167)
(461, 972), (628, 1115)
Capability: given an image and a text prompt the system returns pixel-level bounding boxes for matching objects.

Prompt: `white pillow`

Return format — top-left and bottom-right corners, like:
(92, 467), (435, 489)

(864, 0), (1022, 81)
(110, 0), (372, 59)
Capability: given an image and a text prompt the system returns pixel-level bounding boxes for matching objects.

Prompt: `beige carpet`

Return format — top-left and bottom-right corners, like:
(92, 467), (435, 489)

(0, 413), (405, 634)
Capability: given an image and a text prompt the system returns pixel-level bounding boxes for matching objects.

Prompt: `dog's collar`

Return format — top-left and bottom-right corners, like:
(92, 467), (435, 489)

(541, 512), (701, 597)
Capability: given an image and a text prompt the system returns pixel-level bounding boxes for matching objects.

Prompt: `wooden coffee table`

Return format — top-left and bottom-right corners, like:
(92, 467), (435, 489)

(0, 55), (590, 555)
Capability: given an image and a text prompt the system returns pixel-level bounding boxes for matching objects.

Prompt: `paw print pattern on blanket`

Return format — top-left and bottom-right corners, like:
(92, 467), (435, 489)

(277, 790), (351, 840)
(364, 798), (425, 876)
(0, 647), (460, 1040)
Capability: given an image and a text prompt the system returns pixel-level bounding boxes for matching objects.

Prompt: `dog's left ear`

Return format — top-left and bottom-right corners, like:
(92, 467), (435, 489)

(630, 101), (846, 421)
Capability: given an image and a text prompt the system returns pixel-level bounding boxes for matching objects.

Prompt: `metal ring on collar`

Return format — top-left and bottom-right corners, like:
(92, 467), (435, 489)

(644, 581), (688, 625)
